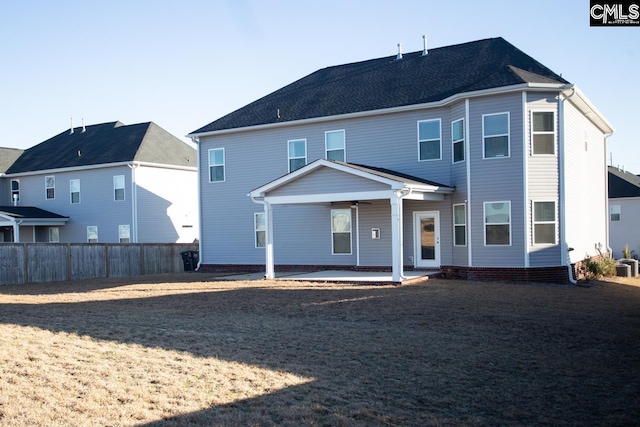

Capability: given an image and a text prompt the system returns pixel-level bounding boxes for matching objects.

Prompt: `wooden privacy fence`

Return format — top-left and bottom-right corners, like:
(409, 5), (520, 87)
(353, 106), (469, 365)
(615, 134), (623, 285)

(0, 243), (198, 286)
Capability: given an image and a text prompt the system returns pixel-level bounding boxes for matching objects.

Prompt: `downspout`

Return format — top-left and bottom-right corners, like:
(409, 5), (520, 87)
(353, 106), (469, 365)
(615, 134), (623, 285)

(559, 86), (577, 284)
(352, 203), (360, 267)
(393, 187), (412, 282)
(13, 219), (22, 243)
(522, 91), (530, 268)
(128, 162), (139, 243)
(603, 132), (614, 256)
(465, 99), (472, 267)
(191, 136), (203, 270)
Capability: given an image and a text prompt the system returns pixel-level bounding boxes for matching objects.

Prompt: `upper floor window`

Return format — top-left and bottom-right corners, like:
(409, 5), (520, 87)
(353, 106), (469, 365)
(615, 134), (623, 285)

(331, 209), (352, 254)
(453, 204), (467, 246)
(208, 148), (225, 182)
(452, 119), (465, 163)
(45, 176), (55, 200)
(610, 205), (621, 222)
(484, 201), (511, 245)
(483, 113), (510, 158)
(418, 119), (441, 161)
(255, 213), (266, 248)
(10, 179), (19, 203)
(288, 139), (307, 172)
(114, 175), (125, 201)
(532, 111), (555, 155)
(87, 226), (98, 243)
(325, 130), (345, 162)
(533, 201), (556, 245)
(70, 179), (80, 204)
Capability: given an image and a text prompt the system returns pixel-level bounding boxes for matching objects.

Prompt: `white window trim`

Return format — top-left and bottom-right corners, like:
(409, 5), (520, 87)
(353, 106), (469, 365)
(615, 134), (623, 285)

(417, 118), (442, 162)
(114, 175), (125, 201)
(87, 226), (98, 243)
(208, 148), (225, 183)
(532, 200), (557, 245)
(530, 110), (556, 156)
(70, 179), (80, 204)
(484, 201), (512, 246)
(452, 118), (465, 164)
(453, 203), (467, 247)
(119, 225), (131, 243)
(482, 112), (510, 159)
(331, 209), (352, 255)
(45, 175), (55, 200)
(287, 139), (307, 173)
(325, 129), (346, 162)
(10, 179), (19, 203)
(610, 205), (621, 222)
(254, 212), (266, 248)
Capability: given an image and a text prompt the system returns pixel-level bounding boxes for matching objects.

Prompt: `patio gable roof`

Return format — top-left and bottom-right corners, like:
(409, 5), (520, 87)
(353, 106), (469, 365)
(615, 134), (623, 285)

(0, 206), (69, 226)
(249, 159), (454, 204)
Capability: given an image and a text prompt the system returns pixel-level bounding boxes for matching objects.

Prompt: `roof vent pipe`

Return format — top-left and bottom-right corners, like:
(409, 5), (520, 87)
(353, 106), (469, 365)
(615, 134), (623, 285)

(70, 117), (74, 134)
(396, 43), (402, 60)
(82, 118), (86, 132)
(422, 35), (428, 56)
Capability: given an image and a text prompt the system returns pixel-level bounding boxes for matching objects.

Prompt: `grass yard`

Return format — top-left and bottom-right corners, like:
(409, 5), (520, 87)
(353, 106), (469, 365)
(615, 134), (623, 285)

(1, 273), (639, 426)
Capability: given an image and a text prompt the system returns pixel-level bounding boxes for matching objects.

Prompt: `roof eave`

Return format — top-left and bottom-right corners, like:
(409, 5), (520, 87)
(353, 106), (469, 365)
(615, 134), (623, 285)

(189, 83), (567, 139)
(563, 85), (615, 135)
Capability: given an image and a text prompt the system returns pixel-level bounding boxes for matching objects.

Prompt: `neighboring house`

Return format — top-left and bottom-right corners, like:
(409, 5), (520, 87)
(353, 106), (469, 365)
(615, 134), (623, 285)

(1, 121), (198, 243)
(188, 37), (614, 283)
(608, 166), (640, 259)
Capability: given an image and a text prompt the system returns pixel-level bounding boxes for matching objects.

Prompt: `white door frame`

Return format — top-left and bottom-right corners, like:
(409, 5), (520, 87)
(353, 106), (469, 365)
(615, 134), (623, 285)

(413, 211), (440, 268)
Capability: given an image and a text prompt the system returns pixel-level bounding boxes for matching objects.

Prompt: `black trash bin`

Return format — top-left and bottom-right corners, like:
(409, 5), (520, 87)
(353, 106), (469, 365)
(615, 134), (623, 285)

(180, 251), (194, 271)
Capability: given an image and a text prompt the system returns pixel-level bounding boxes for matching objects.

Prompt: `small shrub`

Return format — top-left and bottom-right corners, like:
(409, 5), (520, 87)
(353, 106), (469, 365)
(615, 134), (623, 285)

(582, 255), (617, 280)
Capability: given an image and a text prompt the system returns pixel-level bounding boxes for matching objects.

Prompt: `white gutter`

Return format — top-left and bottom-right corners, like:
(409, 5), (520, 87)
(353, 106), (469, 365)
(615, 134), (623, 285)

(190, 83), (568, 139)
(191, 136), (203, 270)
(558, 87), (578, 284)
(4, 161), (196, 178)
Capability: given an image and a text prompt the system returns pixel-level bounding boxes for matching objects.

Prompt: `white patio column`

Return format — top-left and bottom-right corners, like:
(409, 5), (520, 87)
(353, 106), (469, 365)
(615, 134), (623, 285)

(13, 221), (20, 243)
(264, 202), (275, 279)
(390, 192), (404, 282)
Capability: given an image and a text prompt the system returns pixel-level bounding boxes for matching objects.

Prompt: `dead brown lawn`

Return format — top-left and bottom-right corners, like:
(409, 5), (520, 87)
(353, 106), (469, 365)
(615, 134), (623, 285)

(1, 273), (639, 426)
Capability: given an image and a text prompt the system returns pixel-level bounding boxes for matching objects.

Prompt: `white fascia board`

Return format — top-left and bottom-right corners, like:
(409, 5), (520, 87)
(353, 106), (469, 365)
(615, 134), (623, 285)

(562, 85), (615, 134)
(403, 192), (445, 201)
(263, 190), (396, 205)
(190, 83), (567, 139)
(249, 159), (404, 197)
(4, 161), (196, 178)
(19, 219), (69, 226)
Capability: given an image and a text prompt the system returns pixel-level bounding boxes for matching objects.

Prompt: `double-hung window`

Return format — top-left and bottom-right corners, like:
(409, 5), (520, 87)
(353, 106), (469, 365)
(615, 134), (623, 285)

(418, 119), (441, 161)
(288, 139), (307, 172)
(331, 209), (352, 254)
(208, 148), (225, 182)
(453, 204), (467, 246)
(325, 130), (345, 161)
(483, 113), (509, 158)
(255, 213), (266, 248)
(119, 225), (130, 243)
(70, 179), (80, 204)
(10, 179), (19, 203)
(452, 119), (465, 163)
(45, 176), (55, 200)
(114, 175), (125, 201)
(532, 111), (555, 155)
(533, 201), (556, 244)
(87, 226), (98, 243)
(610, 205), (621, 222)
(484, 201), (511, 245)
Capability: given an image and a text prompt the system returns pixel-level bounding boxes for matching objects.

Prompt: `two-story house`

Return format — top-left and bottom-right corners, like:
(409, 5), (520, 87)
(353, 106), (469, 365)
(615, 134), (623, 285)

(608, 166), (640, 259)
(1, 121), (199, 243)
(188, 37), (614, 283)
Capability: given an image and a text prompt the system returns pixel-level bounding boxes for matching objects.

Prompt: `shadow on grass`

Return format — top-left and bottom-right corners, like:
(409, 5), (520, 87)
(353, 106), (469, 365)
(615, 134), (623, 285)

(2, 279), (640, 425)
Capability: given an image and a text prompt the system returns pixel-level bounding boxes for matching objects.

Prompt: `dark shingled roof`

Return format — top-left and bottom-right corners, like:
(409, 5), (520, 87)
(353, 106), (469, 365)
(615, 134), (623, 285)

(191, 37), (569, 134)
(609, 166), (640, 198)
(7, 121), (196, 174)
(0, 206), (68, 220)
(0, 148), (24, 173)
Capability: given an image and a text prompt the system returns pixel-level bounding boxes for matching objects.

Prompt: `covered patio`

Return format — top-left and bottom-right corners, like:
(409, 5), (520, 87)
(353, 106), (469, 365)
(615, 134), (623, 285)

(0, 206), (69, 242)
(248, 159), (454, 283)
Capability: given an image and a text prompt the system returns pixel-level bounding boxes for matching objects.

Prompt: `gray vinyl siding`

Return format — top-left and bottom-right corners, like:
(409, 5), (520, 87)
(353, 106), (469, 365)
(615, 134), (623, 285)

(449, 101), (469, 266)
(563, 101), (608, 263)
(609, 197), (640, 259)
(468, 93), (525, 267)
(527, 94), (561, 267)
(357, 200), (392, 266)
(269, 167), (389, 197)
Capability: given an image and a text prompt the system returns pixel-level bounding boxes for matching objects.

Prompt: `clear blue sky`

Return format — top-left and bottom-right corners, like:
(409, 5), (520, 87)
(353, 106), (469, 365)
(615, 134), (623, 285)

(1, 0), (639, 172)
